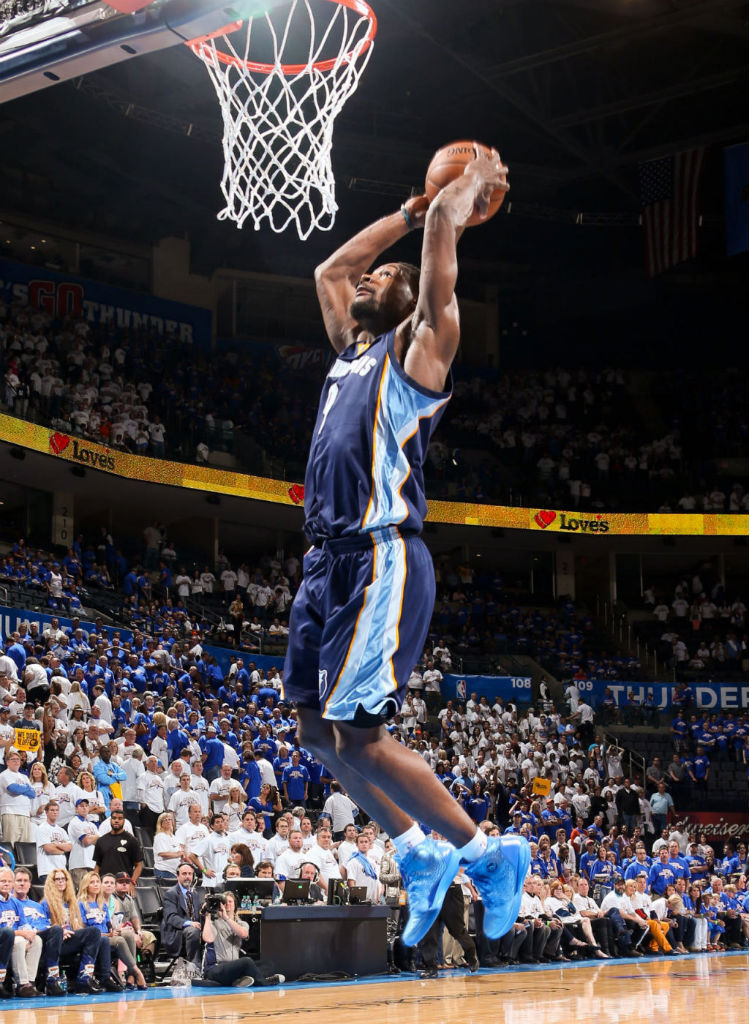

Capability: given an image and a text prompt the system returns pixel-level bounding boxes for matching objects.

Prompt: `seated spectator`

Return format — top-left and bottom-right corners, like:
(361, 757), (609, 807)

(40, 868), (106, 993)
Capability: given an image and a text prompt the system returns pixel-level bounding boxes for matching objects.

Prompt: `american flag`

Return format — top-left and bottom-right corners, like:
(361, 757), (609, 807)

(638, 148), (706, 277)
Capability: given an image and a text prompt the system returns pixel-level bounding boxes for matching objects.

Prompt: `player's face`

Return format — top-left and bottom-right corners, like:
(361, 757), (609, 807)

(350, 264), (416, 331)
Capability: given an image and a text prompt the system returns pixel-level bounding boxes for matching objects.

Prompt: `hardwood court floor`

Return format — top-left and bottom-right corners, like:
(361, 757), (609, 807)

(0, 952), (746, 1024)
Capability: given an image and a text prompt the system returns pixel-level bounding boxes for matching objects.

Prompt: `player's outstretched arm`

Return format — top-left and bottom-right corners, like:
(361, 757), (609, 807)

(314, 194), (429, 354)
(405, 149), (509, 393)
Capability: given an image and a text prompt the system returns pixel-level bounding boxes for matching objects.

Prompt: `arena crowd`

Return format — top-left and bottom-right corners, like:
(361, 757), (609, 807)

(2, 297), (747, 513)
(0, 603), (747, 998)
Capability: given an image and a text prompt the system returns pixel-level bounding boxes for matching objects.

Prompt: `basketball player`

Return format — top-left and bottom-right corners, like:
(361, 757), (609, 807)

(284, 146), (528, 946)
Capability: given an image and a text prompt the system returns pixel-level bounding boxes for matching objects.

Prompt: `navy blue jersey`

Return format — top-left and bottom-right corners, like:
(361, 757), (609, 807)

(303, 329), (451, 541)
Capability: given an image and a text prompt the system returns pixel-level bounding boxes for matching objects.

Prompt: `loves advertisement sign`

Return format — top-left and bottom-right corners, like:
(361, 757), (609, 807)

(49, 433), (116, 471)
(533, 509), (610, 533)
(0, 412), (746, 534)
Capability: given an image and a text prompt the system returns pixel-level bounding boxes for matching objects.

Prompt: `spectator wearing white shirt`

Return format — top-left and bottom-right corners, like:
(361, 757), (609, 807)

(35, 801), (73, 881)
(228, 811), (269, 864)
(200, 567), (216, 594)
(274, 830), (308, 885)
(175, 803), (211, 874)
(422, 661), (443, 716)
(343, 832), (381, 904)
(0, 750), (36, 843)
(199, 815), (232, 888)
(91, 685), (112, 723)
(53, 766), (84, 829)
(153, 813), (182, 880)
(168, 774), (203, 826)
(221, 567), (238, 594)
(653, 603), (670, 622)
(174, 570), (192, 599)
(150, 725), (169, 768)
(209, 765), (245, 816)
(138, 756), (166, 835)
(406, 667), (424, 694)
(189, 762), (211, 816)
(307, 827), (341, 885)
(264, 820), (291, 865)
(67, 797), (99, 887)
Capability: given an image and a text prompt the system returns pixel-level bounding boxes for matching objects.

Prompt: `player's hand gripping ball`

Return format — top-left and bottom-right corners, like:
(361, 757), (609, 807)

(425, 140), (508, 226)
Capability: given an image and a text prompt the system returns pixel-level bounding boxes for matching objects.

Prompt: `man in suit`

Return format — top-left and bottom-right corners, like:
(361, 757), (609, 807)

(161, 862), (204, 966)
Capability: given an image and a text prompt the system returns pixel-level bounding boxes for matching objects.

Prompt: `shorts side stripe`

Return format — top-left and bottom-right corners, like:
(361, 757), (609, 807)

(322, 540), (378, 718)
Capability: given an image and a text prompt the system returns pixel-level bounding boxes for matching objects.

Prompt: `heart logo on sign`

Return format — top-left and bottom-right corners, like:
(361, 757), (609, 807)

(288, 484), (305, 505)
(534, 509), (556, 529)
(49, 433), (71, 455)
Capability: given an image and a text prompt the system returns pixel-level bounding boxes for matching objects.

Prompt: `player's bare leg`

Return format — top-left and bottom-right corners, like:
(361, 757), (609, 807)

(297, 708), (529, 945)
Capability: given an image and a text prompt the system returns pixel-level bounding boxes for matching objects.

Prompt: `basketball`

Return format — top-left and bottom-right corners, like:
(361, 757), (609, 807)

(425, 140), (506, 226)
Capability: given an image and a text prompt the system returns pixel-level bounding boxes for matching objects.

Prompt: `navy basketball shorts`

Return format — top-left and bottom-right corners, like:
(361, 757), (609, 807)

(282, 526), (435, 726)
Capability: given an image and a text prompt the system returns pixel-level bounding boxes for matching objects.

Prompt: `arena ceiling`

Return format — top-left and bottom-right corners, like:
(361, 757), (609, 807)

(1, 0), (747, 282)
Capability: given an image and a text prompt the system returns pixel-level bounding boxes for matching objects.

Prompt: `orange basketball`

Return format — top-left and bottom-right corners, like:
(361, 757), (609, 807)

(425, 140), (506, 226)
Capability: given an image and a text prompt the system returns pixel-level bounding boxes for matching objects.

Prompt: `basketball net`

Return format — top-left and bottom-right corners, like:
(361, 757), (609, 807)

(188, 0), (377, 240)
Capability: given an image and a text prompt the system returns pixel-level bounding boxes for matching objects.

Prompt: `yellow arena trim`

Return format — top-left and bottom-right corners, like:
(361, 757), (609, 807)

(2, 414), (747, 536)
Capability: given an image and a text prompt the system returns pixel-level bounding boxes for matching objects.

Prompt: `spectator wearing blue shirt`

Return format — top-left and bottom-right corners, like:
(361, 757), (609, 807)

(200, 726), (225, 782)
(248, 783), (279, 837)
(504, 811), (525, 836)
(648, 847), (678, 895)
(91, 746), (127, 814)
(624, 846), (652, 881)
(239, 751), (262, 800)
(217, 720), (240, 752)
(586, 851), (614, 887)
(463, 782), (491, 825)
(685, 842), (709, 881)
(687, 746), (710, 808)
(540, 799), (562, 840)
(304, 755), (325, 810)
(672, 682), (693, 712)
(724, 842), (747, 876)
(579, 839), (599, 878)
(670, 711), (689, 753)
(282, 752), (310, 807)
(4, 633), (27, 675)
(272, 747), (292, 786)
(667, 841), (691, 883)
(166, 720), (190, 763)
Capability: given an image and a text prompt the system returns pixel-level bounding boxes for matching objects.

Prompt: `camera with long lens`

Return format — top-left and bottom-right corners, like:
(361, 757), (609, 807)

(201, 892), (227, 919)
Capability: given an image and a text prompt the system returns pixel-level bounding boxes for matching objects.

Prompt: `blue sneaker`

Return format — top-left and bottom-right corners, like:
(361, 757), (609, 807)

(397, 838), (461, 947)
(464, 835), (530, 940)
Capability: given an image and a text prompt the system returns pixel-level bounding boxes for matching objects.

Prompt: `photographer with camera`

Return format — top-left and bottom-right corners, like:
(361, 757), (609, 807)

(198, 890), (284, 988)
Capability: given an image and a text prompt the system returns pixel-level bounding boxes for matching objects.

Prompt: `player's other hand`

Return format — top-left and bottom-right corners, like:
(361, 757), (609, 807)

(403, 193), (430, 229)
(467, 145), (509, 218)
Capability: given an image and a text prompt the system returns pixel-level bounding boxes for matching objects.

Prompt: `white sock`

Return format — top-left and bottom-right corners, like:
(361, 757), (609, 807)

(457, 828), (489, 863)
(392, 823), (427, 858)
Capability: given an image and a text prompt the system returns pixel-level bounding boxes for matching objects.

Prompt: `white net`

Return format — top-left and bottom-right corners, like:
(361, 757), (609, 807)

(188, 0), (376, 240)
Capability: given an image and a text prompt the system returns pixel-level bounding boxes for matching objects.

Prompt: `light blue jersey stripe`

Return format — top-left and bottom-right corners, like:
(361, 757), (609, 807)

(363, 362), (449, 532)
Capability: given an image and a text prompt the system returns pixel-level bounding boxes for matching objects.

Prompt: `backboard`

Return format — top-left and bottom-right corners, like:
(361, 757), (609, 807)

(0, 0), (277, 103)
